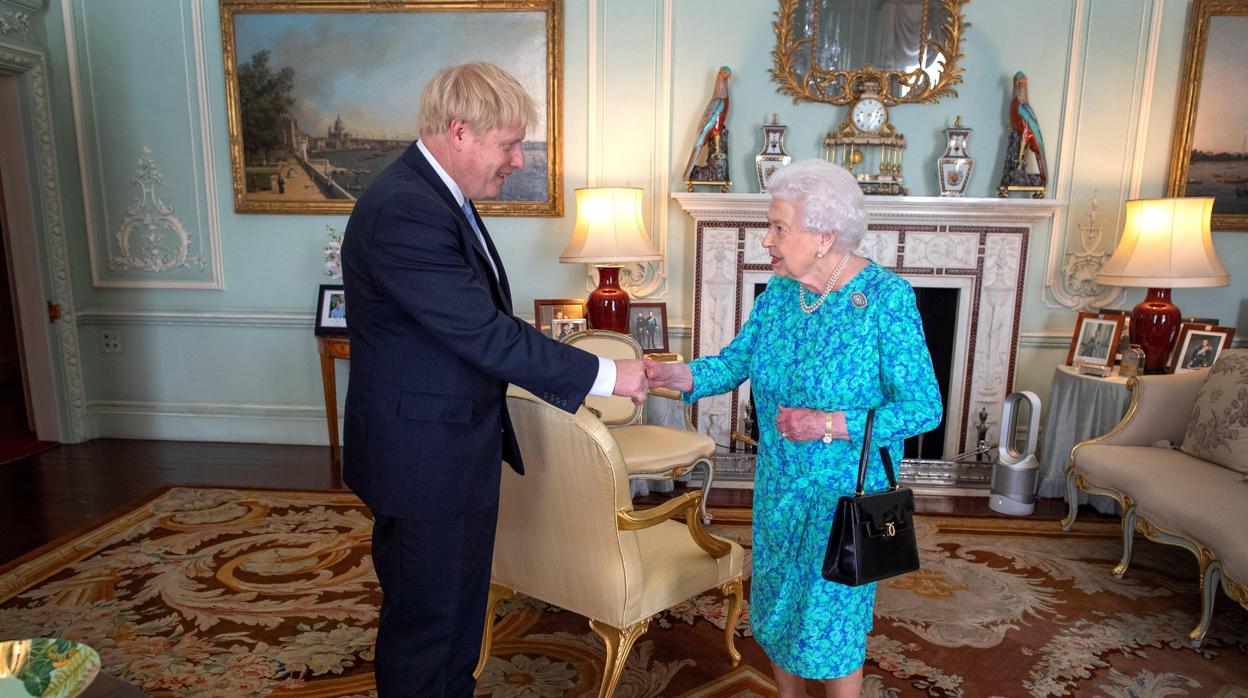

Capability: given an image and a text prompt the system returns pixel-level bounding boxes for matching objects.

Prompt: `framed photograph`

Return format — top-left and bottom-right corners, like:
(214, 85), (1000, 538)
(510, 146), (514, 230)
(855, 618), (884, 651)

(533, 299), (585, 339)
(1165, 0), (1248, 231)
(552, 318), (587, 341)
(315, 284), (348, 335)
(1169, 323), (1235, 373)
(1066, 311), (1125, 367)
(220, 0), (563, 216)
(628, 302), (669, 354)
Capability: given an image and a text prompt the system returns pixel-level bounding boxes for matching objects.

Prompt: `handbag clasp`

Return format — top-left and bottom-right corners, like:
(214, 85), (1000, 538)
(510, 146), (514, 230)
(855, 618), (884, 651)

(885, 522), (896, 537)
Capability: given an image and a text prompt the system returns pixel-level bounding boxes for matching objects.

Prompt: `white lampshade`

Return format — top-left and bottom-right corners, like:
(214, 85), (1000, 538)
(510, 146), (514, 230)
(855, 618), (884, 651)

(559, 187), (662, 264)
(1096, 197), (1229, 288)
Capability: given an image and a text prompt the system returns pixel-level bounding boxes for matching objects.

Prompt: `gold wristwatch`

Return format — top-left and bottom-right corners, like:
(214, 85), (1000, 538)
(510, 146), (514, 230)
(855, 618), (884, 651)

(822, 412), (834, 444)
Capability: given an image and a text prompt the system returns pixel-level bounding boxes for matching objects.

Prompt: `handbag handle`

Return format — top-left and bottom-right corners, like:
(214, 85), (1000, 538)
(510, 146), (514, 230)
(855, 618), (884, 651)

(854, 408), (899, 495)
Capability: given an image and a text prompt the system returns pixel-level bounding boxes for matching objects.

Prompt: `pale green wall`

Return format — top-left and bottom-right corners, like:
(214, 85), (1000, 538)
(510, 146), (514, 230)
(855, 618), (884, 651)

(14, 0), (1247, 444)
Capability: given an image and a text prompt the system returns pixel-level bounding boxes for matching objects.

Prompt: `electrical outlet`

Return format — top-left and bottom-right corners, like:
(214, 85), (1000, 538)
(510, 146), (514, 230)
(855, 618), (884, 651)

(101, 329), (122, 353)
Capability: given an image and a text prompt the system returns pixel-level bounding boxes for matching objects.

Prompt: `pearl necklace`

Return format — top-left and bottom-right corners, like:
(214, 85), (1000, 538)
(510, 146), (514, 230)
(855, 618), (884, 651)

(799, 252), (850, 314)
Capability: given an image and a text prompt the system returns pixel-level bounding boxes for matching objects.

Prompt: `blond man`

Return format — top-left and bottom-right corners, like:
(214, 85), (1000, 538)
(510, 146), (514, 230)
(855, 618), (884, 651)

(341, 63), (647, 696)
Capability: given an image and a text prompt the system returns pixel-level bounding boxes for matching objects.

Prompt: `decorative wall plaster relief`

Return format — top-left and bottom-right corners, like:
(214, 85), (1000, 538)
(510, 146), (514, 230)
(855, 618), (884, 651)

(586, 0), (673, 300)
(1060, 194), (1114, 310)
(64, 0), (222, 288)
(109, 148), (205, 273)
(0, 42), (88, 441)
(1044, 0), (1154, 310)
(0, 11), (31, 36)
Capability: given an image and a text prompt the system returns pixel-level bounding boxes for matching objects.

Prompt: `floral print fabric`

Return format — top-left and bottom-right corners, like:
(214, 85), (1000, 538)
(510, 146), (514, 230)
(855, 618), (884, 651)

(684, 262), (942, 678)
(1180, 348), (1248, 476)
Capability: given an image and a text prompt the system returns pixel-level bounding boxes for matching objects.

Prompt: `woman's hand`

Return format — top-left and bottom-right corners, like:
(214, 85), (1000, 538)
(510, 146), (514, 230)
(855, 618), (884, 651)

(776, 406), (846, 442)
(644, 359), (694, 392)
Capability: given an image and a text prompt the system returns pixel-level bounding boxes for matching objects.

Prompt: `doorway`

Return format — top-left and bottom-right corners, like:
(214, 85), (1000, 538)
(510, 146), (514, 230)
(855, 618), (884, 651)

(0, 154), (56, 463)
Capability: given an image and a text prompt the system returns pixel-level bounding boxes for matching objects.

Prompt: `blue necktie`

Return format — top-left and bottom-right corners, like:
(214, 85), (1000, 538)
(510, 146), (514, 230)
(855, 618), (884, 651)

(461, 199), (499, 281)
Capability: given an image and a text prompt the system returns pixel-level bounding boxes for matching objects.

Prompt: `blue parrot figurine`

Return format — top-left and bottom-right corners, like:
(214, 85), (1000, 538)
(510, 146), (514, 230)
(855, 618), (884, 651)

(684, 66), (732, 185)
(1008, 71), (1047, 186)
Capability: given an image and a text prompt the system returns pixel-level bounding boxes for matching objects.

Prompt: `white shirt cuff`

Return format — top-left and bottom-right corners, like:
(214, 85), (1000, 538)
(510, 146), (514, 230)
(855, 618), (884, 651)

(589, 357), (616, 397)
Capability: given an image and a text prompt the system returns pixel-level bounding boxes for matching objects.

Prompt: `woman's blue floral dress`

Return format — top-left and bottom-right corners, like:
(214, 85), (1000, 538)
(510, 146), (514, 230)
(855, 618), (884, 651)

(683, 262), (941, 678)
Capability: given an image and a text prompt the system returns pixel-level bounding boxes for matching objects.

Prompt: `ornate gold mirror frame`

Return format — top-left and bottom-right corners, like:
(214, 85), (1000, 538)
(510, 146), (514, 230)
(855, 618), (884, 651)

(771, 0), (969, 106)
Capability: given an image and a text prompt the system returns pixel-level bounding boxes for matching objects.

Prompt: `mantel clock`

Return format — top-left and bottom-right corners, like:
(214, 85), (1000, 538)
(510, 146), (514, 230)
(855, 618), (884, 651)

(823, 79), (907, 195)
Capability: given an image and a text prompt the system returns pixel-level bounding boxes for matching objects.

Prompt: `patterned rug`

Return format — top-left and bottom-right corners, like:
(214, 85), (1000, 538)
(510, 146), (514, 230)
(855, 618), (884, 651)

(0, 487), (1245, 697)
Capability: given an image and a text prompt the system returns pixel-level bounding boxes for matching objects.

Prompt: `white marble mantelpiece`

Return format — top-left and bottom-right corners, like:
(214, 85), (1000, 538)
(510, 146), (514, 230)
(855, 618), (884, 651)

(673, 193), (1064, 466)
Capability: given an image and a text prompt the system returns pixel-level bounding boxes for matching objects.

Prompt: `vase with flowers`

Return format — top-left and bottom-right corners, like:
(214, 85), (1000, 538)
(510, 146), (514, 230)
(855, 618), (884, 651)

(323, 226), (343, 279)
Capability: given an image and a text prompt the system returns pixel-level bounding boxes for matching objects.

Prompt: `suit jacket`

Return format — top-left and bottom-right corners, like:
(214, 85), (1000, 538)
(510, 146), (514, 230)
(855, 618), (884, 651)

(341, 142), (599, 520)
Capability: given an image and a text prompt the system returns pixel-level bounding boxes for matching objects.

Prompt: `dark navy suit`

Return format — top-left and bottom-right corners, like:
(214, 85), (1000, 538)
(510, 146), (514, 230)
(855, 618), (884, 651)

(341, 142), (598, 696)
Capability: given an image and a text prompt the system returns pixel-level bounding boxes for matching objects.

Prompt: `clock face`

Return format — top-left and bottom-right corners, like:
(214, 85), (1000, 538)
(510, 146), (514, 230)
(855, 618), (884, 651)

(851, 98), (886, 133)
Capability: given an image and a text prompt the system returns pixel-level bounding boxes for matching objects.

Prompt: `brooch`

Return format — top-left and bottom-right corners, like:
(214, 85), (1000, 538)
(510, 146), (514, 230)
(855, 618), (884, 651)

(851, 292), (868, 308)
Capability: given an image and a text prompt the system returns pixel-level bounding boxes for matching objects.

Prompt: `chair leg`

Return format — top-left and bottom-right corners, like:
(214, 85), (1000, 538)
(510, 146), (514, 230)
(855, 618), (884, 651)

(589, 617), (650, 697)
(719, 577), (744, 667)
(1191, 559), (1221, 649)
(473, 583), (515, 679)
(696, 458), (714, 525)
(1112, 506), (1136, 578)
(1060, 470), (1079, 531)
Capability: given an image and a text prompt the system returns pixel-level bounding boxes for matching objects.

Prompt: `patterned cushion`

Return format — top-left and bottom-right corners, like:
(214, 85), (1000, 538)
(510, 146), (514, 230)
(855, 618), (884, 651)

(1180, 348), (1248, 475)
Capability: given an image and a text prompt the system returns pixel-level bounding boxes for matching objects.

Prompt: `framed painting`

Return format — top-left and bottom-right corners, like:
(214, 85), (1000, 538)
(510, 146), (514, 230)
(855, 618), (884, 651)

(1066, 311), (1124, 368)
(1166, 0), (1248, 231)
(1168, 323), (1235, 373)
(220, 0), (563, 216)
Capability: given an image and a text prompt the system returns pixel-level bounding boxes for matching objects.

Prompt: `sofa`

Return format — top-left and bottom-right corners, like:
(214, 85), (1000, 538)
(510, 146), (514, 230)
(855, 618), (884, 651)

(1063, 348), (1248, 647)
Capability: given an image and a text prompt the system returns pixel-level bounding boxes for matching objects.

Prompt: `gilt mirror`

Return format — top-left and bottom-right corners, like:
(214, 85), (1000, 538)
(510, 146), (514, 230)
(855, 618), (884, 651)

(772, 0), (968, 105)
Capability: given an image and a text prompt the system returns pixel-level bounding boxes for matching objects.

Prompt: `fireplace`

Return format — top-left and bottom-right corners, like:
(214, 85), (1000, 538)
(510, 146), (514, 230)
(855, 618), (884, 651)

(673, 193), (1062, 484)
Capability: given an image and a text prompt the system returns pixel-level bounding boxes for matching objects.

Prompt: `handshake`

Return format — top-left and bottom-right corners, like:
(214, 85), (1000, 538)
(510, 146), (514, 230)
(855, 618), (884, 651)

(611, 359), (695, 405)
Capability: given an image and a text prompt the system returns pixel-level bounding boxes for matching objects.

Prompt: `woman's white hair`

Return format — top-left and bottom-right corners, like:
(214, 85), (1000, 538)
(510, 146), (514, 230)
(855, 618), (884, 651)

(767, 159), (867, 252)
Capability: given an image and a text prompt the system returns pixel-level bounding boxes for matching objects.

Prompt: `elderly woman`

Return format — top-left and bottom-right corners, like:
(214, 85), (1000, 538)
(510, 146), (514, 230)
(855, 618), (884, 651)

(646, 159), (941, 696)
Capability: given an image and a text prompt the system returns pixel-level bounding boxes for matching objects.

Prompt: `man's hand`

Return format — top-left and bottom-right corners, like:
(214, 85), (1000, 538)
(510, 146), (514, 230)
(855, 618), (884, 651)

(644, 359), (694, 392)
(613, 359), (650, 405)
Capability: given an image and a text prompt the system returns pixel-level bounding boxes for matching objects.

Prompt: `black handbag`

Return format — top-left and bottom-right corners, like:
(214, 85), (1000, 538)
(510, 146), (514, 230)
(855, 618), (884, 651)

(821, 408), (920, 586)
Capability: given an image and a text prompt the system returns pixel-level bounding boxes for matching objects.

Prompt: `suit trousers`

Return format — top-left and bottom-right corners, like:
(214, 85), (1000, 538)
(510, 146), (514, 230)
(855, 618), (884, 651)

(369, 502), (500, 697)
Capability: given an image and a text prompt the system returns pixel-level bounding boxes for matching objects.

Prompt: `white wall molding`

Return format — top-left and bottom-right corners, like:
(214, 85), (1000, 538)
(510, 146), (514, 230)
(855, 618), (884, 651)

(76, 308), (313, 329)
(0, 39), (88, 441)
(63, 0), (223, 289)
(1044, 0), (1161, 311)
(583, 0), (672, 300)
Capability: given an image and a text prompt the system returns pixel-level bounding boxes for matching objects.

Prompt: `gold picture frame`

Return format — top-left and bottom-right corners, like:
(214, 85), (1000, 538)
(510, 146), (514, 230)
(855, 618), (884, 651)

(1165, 0), (1248, 231)
(220, 0), (563, 217)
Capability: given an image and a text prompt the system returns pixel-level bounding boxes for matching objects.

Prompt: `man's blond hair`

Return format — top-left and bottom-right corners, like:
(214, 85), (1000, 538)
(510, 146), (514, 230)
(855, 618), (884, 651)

(417, 62), (537, 137)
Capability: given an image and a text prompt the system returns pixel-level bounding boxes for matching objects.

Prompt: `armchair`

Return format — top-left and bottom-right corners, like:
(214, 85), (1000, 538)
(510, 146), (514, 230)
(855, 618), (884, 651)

(561, 329), (717, 524)
(476, 386), (745, 696)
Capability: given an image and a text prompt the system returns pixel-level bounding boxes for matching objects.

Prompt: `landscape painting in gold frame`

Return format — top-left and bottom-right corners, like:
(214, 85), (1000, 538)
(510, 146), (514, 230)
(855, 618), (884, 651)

(220, 0), (563, 216)
(1165, 0), (1248, 231)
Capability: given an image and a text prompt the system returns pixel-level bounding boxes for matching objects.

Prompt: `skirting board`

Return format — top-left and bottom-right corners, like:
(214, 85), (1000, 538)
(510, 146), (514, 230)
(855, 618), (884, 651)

(87, 401), (339, 445)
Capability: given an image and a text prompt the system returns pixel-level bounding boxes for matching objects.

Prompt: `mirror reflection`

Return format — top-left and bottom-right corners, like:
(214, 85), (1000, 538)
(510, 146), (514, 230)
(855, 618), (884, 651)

(773, 0), (967, 104)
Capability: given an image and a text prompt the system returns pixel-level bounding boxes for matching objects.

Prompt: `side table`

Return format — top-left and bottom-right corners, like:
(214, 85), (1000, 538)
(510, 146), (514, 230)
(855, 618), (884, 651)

(1037, 364), (1132, 514)
(316, 334), (349, 487)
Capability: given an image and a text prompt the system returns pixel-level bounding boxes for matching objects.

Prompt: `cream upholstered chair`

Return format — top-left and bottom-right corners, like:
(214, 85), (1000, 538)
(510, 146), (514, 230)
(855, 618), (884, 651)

(561, 329), (717, 524)
(476, 386), (745, 696)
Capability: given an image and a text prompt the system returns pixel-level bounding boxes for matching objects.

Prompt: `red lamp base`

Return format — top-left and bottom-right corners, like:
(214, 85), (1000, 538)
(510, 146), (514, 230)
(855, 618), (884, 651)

(1130, 288), (1181, 374)
(586, 265), (630, 334)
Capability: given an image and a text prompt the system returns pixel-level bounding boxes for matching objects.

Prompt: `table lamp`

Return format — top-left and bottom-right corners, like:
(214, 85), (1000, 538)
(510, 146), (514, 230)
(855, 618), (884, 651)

(559, 187), (661, 333)
(1095, 197), (1228, 373)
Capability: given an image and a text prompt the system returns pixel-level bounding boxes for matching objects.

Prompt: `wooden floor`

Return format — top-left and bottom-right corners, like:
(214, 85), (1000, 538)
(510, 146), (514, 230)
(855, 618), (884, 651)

(0, 439), (1108, 567)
